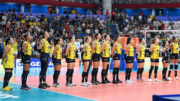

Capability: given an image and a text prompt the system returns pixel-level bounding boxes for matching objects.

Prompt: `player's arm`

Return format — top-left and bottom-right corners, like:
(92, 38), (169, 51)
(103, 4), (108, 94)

(111, 43), (117, 58)
(2, 46), (10, 64)
(38, 40), (44, 53)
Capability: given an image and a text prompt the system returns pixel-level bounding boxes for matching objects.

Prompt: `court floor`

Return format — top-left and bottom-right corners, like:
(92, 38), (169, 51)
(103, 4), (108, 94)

(0, 64), (180, 101)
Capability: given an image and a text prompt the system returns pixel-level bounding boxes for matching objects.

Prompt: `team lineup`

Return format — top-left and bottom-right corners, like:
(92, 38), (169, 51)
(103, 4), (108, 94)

(1, 32), (180, 91)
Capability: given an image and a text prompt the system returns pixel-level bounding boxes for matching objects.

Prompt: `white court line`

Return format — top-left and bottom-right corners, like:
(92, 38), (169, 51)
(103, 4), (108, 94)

(0, 80), (97, 101)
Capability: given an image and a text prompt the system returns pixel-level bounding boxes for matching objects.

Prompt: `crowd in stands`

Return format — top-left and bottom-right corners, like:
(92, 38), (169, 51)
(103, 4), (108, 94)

(0, 10), (111, 59)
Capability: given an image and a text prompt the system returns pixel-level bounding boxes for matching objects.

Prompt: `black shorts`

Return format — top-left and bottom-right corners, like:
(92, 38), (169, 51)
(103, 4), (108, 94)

(53, 59), (61, 65)
(102, 57), (110, 62)
(23, 55), (31, 64)
(113, 54), (120, 60)
(66, 58), (75, 63)
(5, 68), (13, 70)
(92, 53), (100, 62)
(40, 53), (49, 62)
(170, 53), (178, 59)
(83, 59), (91, 62)
(138, 59), (144, 63)
(150, 59), (159, 63)
(162, 59), (169, 63)
(126, 56), (134, 63)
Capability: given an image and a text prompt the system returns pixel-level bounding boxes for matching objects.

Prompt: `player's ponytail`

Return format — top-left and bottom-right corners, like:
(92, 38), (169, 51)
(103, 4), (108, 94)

(93, 33), (99, 41)
(114, 35), (119, 42)
(127, 37), (132, 45)
(5, 37), (11, 46)
(55, 38), (60, 46)
(84, 36), (89, 44)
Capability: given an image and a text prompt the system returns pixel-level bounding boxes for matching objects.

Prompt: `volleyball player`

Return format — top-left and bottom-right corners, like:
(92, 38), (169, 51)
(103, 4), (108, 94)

(91, 33), (101, 85)
(52, 38), (63, 88)
(111, 35), (122, 84)
(65, 36), (76, 87)
(148, 38), (160, 82)
(13, 38), (18, 59)
(124, 37), (134, 83)
(101, 35), (111, 84)
(162, 41), (169, 81)
(81, 36), (92, 86)
(168, 36), (180, 80)
(136, 38), (145, 83)
(2, 37), (15, 91)
(38, 31), (51, 89)
(21, 34), (32, 90)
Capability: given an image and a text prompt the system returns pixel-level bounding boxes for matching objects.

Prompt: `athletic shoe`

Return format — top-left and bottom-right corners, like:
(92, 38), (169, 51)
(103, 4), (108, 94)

(175, 76), (180, 80)
(105, 79), (111, 83)
(2, 86), (12, 91)
(96, 81), (101, 84)
(126, 80), (131, 84)
(137, 79), (142, 83)
(43, 83), (50, 88)
(21, 85), (31, 90)
(71, 83), (76, 86)
(148, 79), (153, 82)
(52, 83), (61, 88)
(81, 82), (88, 86)
(86, 82), (92, 85)
(154, 78), (160, 82)
(140, 79), (145, 82)
(112, 80), (118, 84)
(117, 79), (123, 83)
(167, 77), (173, 81)
(91, 81), (98, 85)
(38, 83), (46, 89)
(129, 80), (134, 83)
(66, 83), (73, 87)
(162, 78), (169, 81)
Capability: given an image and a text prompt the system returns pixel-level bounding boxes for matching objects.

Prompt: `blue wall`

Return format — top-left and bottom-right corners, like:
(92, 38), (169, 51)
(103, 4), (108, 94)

(120, 9), (152, 16)
(59, 7), (88, 15)
(0, 3), (21, 12)
(163, 8), (180, 16)
(24, 5), (48, 13)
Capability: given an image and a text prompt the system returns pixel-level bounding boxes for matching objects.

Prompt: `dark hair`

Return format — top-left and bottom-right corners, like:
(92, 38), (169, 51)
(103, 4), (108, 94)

(5, 37), (11, 46)
(139, 38), (143, 43)
(173, 36), (176, 41)
(55, 38), (60, 46)
(152, 38), (157, 44)
(24, 34), (29, 40)
(104, 34), (109, 39)
(93, 33), (99, 41)
(69, 36), (74, 42)
(163, 41), (167, 47)
(127, 37), (132, 44)
(114, 35), (119, 42)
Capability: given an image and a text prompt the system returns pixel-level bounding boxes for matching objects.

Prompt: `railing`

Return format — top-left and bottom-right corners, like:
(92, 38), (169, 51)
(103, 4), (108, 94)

(48, 0), (180, 4)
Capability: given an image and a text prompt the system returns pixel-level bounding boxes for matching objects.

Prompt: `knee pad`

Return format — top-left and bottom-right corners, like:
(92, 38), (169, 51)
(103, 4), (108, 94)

(175, 64), (178, 70)
(175, 63), (178, 65)
(55, 71), (60, 76)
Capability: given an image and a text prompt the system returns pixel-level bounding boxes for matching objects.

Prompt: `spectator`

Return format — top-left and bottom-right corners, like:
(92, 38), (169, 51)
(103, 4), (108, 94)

(17, 7), (20, 12)
(8, 7), (12, 12)
(134, 12), (138, 20)
(75, 10), (79, 14)
(174, 19), (178, 29)
(72, 9), (76, 14)
(112, 10), (115, 23)
(140, 11), (144, 16)
(150, 13), (153, 19)
(68, 9), (71, 14)
(161, 22), (165, 30)
(96, 9), (101, 15)
(161, 36), (167, 42)
(63, 8), (67, 14)
(138, 14), (142, 21)
(88, 10), (93, 15)
(106, 9), (110, 18)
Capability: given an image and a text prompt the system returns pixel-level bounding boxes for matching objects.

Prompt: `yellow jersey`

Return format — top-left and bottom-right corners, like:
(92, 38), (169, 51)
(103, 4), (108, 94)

(50, 46), (54, 53)
(102, 41), (111, 58)
(83, 43), (91, 60)
(150, 44), (159, 59)
(93, 40), (101, 54)
(172, 42), (179, 54)
(13, 42), (17, 52)
(41, 39), (50, 53)
(127, 44), (134, 57)
(138, 44), (145, 59)
(22, 41), (32, 56)
(3, 45), (15, 68)
(114, 42), (121, 54)
(67, 43), (76, 59)
(54, 45), (62, 59)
